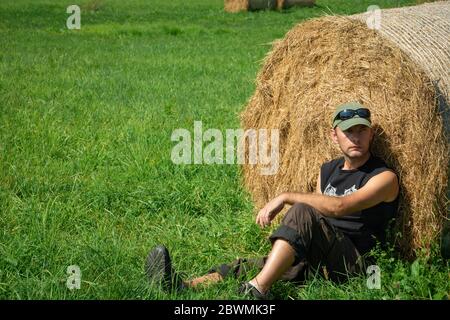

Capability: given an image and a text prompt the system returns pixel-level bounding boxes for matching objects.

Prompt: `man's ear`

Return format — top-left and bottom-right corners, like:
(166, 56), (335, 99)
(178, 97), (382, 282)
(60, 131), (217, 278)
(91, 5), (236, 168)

(330, 128), (338, 144)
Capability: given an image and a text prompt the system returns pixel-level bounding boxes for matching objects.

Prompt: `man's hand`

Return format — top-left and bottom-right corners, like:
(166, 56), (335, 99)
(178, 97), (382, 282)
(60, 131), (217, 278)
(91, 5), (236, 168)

(256, 194), (286, 228)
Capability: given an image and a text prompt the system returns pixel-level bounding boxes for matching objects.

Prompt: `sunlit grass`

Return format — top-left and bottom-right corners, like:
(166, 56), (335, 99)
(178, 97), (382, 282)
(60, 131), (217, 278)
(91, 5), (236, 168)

(0, 0), (448, 299)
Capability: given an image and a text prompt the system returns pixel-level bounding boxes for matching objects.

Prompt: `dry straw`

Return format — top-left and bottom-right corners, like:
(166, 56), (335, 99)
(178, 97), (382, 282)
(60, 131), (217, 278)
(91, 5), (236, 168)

(240, 1), (450, 259)
(224, 0), (248, 13)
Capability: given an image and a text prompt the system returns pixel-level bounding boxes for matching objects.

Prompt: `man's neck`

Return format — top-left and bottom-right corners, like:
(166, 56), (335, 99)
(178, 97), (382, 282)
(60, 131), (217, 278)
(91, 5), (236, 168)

(342, 152), (371, 170)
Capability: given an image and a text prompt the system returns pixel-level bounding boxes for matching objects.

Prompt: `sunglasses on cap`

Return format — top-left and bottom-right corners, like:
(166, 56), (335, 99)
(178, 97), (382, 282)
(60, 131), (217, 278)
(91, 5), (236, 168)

(334, 108), (371, 121)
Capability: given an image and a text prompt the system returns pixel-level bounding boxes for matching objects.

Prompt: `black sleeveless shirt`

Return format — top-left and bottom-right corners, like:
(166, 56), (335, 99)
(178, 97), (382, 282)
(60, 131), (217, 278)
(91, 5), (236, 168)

(320, 153), (399, 255)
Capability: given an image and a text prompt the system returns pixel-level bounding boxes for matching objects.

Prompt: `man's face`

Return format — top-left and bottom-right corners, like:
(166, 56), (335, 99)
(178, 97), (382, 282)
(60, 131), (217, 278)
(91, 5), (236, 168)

(331, 124), (374, 158)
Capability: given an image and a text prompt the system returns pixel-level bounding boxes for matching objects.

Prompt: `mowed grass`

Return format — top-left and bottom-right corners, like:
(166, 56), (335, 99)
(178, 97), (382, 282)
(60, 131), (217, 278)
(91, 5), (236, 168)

(0, 0), (448, 299)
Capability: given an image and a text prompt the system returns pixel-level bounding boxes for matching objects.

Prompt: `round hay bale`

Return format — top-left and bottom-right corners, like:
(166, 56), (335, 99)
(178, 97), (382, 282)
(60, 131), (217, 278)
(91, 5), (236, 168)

(224, 0), (277, 12)
(240, 1), (450, 259)
(224, 0), (248, 13)
(277, 0), (316, 10)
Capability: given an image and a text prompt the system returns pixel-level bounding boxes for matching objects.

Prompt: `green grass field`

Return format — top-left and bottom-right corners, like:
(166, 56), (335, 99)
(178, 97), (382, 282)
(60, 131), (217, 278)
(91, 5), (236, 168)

(0, 0), (448, 299)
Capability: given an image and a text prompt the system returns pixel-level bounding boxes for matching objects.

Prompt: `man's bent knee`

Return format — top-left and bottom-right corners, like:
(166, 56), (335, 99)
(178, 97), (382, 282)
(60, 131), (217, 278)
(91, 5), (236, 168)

(283, 202), (322, 226)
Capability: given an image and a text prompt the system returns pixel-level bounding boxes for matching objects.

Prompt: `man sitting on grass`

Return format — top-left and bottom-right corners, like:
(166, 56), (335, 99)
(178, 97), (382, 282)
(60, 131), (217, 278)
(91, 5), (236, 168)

(145, 101), (400, 299)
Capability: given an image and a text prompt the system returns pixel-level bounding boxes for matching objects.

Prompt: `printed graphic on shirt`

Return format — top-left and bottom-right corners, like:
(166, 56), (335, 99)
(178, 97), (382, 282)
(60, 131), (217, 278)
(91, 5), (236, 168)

(344, 185), (358, 195)
(323, 183), (337, 196)
(324, 183), (358, 197)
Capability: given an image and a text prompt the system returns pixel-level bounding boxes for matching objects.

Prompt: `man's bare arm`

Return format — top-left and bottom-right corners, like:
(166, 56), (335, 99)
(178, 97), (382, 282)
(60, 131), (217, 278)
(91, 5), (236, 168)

(256, 170), (398, 227)
(282, 170), (399, 218)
